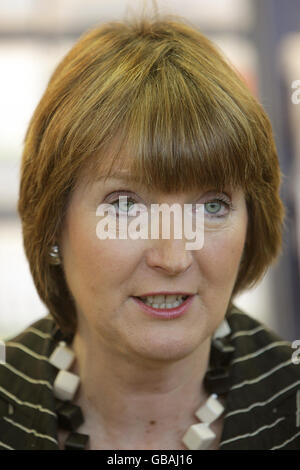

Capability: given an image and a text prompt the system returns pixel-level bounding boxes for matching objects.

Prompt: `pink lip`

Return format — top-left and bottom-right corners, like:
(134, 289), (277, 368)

(131, 295), (195, 319)
(137, 291), (194, 297)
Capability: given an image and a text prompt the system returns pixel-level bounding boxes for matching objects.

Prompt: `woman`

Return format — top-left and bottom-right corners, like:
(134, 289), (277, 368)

(0, 13), (299, 450)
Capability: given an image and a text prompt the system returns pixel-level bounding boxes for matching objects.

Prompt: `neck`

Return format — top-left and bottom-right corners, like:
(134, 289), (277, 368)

(69, 322), (212, 446)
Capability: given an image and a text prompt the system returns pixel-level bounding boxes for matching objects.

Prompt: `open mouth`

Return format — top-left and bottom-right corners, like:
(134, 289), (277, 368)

(134, 294), (190, 310)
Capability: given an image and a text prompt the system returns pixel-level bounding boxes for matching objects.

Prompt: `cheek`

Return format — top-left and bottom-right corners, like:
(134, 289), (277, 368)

(199, 223), (247, 289)
(61, 210), (145, 293)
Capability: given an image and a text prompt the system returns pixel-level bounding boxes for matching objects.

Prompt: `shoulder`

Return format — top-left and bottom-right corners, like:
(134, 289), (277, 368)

(220, 304), (300, 449)
(1, 314), (58, 385)
(4, 315), (55, 359)
(226, 304), (299, 377)
(0, 315), (59, 450)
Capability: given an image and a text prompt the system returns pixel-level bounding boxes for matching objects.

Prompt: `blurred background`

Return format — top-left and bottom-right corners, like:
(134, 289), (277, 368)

(0, 0), (299, 341)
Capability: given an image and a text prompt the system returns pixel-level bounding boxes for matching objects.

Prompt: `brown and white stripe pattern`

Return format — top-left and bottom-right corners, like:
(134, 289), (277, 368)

(0, 307), (299, 450)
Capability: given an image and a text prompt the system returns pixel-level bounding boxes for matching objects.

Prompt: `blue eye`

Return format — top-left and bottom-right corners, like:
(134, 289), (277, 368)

(205, 201), (222, 214)
(112, 197), (136, 215)
(204, 199), (230, 218)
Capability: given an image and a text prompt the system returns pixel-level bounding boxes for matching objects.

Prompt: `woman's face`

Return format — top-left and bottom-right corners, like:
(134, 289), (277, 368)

(59, 167), (248, 362)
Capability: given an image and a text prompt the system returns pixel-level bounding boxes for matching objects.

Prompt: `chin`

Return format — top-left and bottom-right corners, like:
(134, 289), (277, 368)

(133, 336), (200, 363)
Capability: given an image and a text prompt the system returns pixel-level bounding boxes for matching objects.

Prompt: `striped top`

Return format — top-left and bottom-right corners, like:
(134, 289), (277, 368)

(0, 304), (300, 450)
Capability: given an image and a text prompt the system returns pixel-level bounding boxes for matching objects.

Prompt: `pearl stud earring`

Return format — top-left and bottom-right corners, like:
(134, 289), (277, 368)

(49, 244), (61, 265)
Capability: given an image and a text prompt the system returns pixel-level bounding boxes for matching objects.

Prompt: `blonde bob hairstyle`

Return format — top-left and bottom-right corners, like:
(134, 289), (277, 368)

(18, 13), (285, 336)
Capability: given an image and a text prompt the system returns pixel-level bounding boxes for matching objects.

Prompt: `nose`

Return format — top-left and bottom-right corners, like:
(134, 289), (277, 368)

(145, 237), (193, 276)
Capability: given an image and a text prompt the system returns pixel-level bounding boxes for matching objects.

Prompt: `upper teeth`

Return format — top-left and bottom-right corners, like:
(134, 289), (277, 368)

(139, 294), (188, 309)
